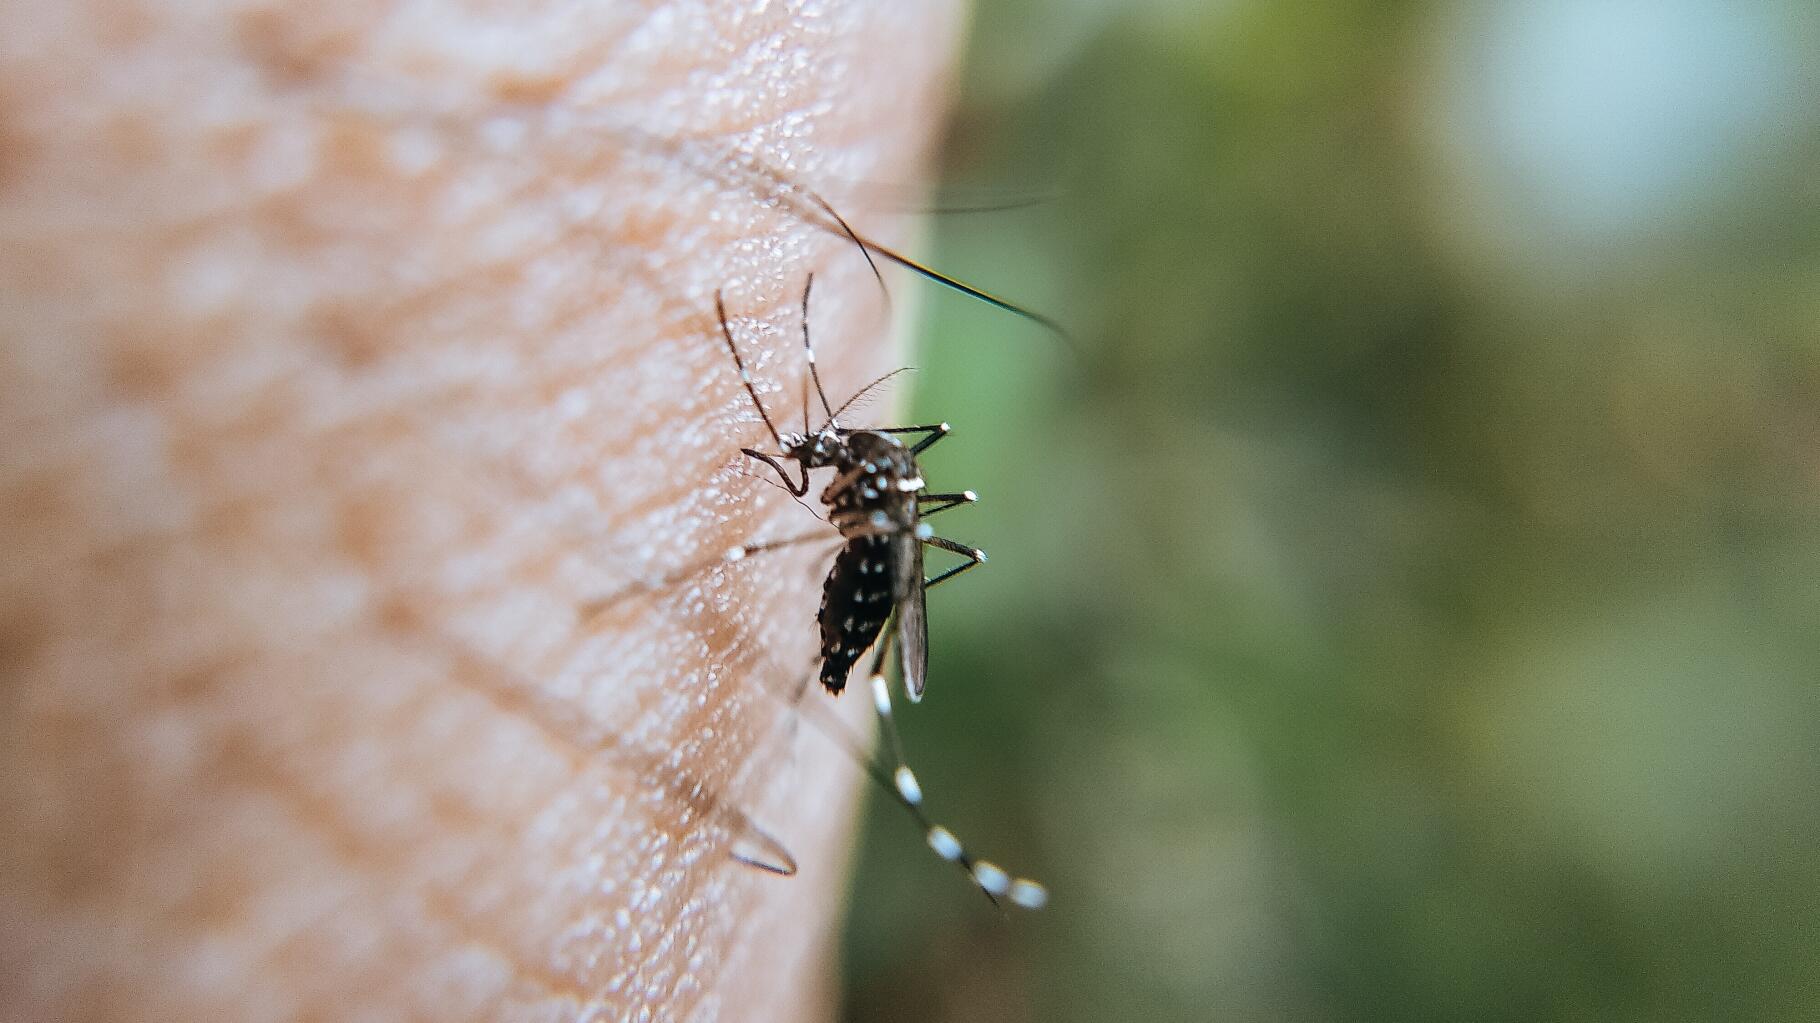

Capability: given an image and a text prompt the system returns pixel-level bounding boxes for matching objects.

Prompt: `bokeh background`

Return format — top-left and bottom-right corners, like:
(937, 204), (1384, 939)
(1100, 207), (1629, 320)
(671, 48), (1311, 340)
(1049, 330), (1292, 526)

(839, 3), (1820, 1020)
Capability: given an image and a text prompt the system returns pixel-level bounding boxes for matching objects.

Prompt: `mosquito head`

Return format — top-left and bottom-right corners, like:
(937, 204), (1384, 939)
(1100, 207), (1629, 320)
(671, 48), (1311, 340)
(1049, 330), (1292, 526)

(785, 424), (842, 468)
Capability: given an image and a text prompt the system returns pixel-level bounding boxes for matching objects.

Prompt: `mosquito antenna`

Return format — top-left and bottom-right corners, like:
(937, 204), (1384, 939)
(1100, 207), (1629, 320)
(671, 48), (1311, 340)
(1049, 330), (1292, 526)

(828, 367), (915, 423)
(716, 290), (787, 450)
(800, 274), (837, 427)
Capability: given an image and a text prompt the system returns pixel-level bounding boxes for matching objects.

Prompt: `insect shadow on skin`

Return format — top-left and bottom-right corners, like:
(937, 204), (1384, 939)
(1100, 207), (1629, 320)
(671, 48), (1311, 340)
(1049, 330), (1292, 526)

(585, 275), (1047, 910)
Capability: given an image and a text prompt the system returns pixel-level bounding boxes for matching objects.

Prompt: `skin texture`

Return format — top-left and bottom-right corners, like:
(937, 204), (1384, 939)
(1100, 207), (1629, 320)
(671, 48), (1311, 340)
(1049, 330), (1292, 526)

(0, 2), (962, 1019)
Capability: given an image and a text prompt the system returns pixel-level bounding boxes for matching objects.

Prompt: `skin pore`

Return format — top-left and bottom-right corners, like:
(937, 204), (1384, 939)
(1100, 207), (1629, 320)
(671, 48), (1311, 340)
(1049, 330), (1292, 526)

(0, 2), (963, 1020)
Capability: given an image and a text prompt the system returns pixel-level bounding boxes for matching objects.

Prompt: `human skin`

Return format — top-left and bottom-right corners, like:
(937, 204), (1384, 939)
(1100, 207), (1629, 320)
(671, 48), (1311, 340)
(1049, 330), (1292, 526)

(0, 2), (962, 1020)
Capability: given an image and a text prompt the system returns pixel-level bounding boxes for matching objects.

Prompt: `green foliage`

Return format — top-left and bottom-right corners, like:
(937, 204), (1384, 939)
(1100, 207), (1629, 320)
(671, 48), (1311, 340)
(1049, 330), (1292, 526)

(841, 3), (1820, 1021)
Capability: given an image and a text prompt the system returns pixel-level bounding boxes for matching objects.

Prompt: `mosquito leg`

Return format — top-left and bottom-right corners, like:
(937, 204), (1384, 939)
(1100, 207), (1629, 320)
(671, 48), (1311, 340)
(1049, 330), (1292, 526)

(579, 530), (838, 621)
(853, 624), (1047, 910)
(385, 596), (804, 879)
(713, 530), (841, 568)
(798, 184), (889, 309)
(919, 534), (987, 591)
(726, 817), (800, 876)
(916, 490), (977, 519)
(877, 422), (951, 454)
(864, 621), (912, 806)
(922, 556), (983, 591)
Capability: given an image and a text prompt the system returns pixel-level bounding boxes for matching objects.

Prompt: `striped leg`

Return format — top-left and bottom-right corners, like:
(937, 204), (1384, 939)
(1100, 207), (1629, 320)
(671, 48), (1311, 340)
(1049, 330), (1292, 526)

(580, 530), (838, 622)
(861, 620), (1047, 910)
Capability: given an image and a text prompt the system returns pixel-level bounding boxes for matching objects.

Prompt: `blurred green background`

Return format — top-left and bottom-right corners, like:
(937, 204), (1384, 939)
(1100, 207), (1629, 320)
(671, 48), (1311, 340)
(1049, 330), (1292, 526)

(838, 3), (1820, 1020)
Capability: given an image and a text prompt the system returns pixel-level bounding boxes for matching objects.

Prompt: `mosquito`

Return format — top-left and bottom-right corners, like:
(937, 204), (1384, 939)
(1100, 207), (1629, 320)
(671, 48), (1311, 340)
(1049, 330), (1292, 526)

(702, 275), (1047, 910)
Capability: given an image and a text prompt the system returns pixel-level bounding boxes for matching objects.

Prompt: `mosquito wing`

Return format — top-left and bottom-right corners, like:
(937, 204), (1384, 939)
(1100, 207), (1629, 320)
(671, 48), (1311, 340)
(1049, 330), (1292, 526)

(893, 530), (928, 702)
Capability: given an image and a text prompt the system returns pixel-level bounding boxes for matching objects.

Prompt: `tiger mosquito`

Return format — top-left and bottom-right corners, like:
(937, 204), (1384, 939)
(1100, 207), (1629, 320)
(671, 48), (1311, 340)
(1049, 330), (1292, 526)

(707, 275), (1047, 910)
